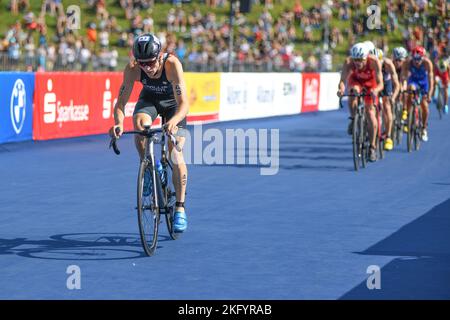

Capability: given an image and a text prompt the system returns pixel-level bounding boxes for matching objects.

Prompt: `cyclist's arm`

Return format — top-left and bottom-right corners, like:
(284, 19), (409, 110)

(386, 58), (400, 99)
(166, 56), (189, 122)
(425, 58), (434, 98)
(373, 58), (384, 94)
(401, 59), (410, 91)
(114, 63), (139, 126)
(338, 57), (351, 94)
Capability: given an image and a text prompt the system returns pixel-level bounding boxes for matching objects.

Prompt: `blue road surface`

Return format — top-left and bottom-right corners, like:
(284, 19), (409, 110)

(0, 105), (449, 299)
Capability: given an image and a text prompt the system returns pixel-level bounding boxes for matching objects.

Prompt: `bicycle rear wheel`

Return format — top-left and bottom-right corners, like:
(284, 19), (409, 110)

(163, 162), (180, 240)
(137, 161), (160, 256)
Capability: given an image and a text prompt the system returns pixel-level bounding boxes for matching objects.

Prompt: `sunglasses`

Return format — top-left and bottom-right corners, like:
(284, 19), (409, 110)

(413, 55), (423, 61)
(138, 58), (158, 67)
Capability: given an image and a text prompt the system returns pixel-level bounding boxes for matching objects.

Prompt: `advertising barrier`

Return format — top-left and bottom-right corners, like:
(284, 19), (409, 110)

(301, 73), (320, 113)
(0, 72), (35, 143)
(185, 72), (221, 124)
(0, 71), (342, 144)
(219, 73), (301, 122)
(33, 72), (142, 140)
(319, 72), (340, 111)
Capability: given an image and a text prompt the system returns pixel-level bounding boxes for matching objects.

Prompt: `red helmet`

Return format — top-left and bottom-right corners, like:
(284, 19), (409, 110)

(412, 46), (426, 58)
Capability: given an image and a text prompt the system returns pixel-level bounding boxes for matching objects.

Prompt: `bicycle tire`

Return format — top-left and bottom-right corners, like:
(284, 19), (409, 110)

(352, 113), (361, 171)
(378, 109), (385, 160)
(361, 115), (368, 168)
(137, 160), (160, 256)
(395, 101), (404, 146)
(407, 106), (414, 153)
(415, 107), (422, 151)
(163, 162), (180, 240)
(437, 89), (444, 120)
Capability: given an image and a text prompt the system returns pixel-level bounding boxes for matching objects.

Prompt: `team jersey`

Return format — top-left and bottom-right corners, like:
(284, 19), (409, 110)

(349, 56), (377, 88)
(382, 60), (392, 82)
(138, 53), (174, 101)
(409, 60), (428, 82)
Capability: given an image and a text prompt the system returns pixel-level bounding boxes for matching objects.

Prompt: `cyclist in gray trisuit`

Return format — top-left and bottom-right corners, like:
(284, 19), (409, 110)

(110, 33), (189, 233)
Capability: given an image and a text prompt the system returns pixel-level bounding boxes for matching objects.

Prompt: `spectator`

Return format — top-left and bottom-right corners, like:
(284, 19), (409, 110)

(24, 36), (35, 71)
(86, 23), (97, 44)
(79, 42), (91, 71)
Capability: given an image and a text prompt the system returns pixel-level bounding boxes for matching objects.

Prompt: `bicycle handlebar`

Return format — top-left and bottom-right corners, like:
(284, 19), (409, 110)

(109, 126), (182, 155)
(338, 92), (373, 109)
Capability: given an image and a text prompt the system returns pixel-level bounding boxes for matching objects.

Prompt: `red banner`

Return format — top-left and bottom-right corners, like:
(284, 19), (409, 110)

(301, 73), (320, 113)
(33, 72), (144, 140)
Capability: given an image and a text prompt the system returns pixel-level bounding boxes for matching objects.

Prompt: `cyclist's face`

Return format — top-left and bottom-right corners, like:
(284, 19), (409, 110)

(138, 55), (161, 75)
(393, 58), (404, 68)
(353, 58), (366, 69)
(412, 56), (423, 66)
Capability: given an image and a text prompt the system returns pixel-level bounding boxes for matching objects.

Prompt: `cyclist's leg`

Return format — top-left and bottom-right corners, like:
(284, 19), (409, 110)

(160, 104), (188, 213)
(347, 82), (361, 134)
(405, 80), (418, 129)
(133, 100), (158, 160)
(364, 89), (378, 152)
(382, 80), (393, 140)
(347, 78), (361, 119)
(419, 80), (429, 131)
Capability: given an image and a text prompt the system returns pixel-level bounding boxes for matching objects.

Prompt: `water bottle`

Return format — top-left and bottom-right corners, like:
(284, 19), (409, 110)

(156, 160), (166, 186)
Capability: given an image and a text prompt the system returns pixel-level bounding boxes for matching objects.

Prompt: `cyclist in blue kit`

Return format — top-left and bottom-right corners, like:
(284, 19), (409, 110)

(401, 46), (434, 142)
(109, 33), (189, 233)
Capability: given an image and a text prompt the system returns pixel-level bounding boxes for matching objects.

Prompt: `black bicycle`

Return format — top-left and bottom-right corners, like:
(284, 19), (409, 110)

(406, 89), (424, 153)
(109, 124), (181, 256)
(340, 91), (370, 171)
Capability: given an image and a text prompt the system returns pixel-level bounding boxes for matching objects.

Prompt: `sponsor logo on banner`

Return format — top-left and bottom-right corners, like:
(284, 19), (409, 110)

(227, 85), (248, 105)
(282, 82), (296, 96)
(184, 72), (220, 123)
(33, 72), (142, 140)
(302, 73), (320, 112)
(257, 86), (274, 103)
(10, 79), (26, 134)
(43, 79), (89, 125)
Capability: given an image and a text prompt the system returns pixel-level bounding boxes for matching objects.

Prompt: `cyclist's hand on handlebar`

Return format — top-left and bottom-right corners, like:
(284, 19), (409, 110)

(164, 118), (179, 135)
(370, 89), (379, 103)
(337, 83), (345, 97)
(109, 124), (123, 139)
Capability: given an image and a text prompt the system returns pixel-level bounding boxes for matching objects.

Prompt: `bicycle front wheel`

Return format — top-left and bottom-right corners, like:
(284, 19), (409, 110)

(437, 89), (444, 120)
(352, 113), (361, 171)
(407, 107), (414, 153)
(137, 161), (160, 256)
(414, 107), (422, 151)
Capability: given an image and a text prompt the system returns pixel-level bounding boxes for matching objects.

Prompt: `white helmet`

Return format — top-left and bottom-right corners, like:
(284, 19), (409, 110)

(364, 41), (377, 55)
(350, 43), (369, 59)
(393, 47), (408, 60)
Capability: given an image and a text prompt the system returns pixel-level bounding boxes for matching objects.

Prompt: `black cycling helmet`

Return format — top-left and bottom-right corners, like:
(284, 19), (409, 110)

(132, 33), (161, 60)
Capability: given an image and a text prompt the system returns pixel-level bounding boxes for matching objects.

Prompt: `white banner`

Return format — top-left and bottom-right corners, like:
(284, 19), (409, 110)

(318, 72), (340, 111)
(219, 73), (301, 121)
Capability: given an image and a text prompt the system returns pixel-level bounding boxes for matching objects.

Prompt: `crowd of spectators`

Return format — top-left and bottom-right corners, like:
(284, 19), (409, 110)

(0, 0), (448, 72)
